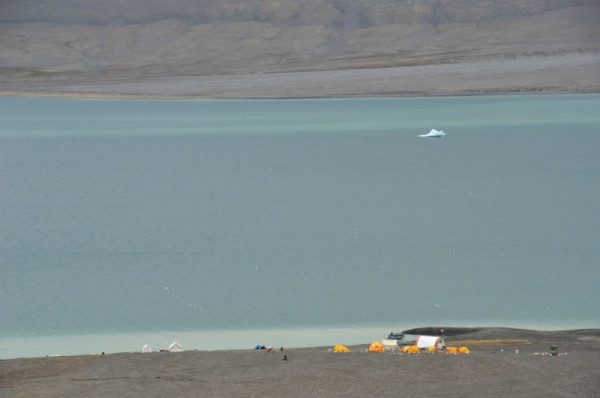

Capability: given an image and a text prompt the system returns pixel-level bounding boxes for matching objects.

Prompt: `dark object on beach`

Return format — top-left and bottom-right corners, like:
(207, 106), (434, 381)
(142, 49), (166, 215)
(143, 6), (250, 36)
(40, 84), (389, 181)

(280, 347), (283, 351)
(387, 332), (405, 340)
(403, 327), (482, 337)
(550, 345), (558, 356)
(282, 355), (287, 360)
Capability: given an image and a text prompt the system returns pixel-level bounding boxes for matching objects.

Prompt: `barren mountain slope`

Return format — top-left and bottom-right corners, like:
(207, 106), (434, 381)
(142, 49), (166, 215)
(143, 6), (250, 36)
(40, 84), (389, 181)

(1, 0), (598, 97)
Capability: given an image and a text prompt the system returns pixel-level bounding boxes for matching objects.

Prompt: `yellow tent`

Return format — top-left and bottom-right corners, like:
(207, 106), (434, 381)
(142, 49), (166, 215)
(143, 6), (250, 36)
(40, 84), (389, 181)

(446, 347), (459, 354)
(334, 345), (350, 352)
(369, 341), (385, 352)
(407, 345), (421, 354)
(401, 346), (410, 352)
(428, 346), (439, 353)
(459, 346), (470, 354)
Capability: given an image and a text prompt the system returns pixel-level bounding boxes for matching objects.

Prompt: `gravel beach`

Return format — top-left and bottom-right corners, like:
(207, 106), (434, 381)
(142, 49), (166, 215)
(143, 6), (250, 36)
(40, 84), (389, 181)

(2, 328), (599, 397)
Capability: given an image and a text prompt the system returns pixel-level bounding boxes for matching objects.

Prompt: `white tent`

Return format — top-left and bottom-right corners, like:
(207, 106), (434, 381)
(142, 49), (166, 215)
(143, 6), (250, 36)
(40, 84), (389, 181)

(415, 335), (446, 350)
(169, 342), (184, 352)
(142, 344), (153, 353)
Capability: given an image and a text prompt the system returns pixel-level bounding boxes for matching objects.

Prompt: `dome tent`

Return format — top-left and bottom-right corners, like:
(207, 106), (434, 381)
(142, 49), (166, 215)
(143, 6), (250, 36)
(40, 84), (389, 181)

(334, 345), (350, 352)
(445, 346), (470, 354)
(369, 341), (385, 352)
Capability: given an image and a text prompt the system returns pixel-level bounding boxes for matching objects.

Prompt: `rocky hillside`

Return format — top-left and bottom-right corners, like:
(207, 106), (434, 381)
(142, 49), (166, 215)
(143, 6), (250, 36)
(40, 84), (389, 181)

(1, 0), (598, 27)
(0, 0), (598, 96)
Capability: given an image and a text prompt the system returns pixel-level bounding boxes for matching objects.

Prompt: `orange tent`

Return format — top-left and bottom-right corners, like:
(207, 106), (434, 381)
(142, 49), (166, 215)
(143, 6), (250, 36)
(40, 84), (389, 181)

(401, 346), (410, 352)
(369, 341), (385, 352)
(334, 345), (350, 352)
(459, 346), (471, 354)
(446, 347), (460, 354)
(407, 346), (421, 354)
(428, 346), (439, 353)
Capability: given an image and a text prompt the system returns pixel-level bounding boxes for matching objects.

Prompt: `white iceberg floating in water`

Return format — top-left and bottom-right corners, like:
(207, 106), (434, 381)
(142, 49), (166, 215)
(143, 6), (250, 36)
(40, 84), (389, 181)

(419, 129), (446, 138)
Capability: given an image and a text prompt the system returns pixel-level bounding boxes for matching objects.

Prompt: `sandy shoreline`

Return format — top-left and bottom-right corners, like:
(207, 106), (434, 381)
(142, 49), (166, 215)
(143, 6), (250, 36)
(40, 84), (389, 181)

(2, 327), (599, 397)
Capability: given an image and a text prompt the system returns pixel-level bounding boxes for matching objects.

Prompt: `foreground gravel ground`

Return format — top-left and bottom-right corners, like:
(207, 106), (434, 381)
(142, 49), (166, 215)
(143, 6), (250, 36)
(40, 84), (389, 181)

(1, 328), (599, 398)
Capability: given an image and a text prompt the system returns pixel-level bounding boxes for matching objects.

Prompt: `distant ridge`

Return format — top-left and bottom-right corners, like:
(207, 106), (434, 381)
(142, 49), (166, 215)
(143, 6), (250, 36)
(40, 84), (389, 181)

(1, 0), (598, 97)
(1, 0), (597, 26)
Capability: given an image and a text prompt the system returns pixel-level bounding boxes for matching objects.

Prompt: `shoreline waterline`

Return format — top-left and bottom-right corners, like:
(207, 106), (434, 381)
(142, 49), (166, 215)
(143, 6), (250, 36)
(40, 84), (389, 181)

(3, 321), (599, 360)
(1, 88), (599, 101)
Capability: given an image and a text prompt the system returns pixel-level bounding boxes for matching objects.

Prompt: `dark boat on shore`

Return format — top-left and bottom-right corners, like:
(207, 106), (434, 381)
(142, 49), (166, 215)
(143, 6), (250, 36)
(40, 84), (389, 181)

(387, 332), (406, 340)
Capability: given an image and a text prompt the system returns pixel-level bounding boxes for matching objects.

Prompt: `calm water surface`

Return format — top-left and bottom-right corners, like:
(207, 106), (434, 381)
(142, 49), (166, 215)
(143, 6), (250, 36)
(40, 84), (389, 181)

(1, 95), (599, 358)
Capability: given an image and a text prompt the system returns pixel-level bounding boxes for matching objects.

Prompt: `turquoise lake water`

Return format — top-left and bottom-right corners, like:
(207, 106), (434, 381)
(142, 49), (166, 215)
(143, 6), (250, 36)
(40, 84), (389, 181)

(1, 94), (599, 358)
